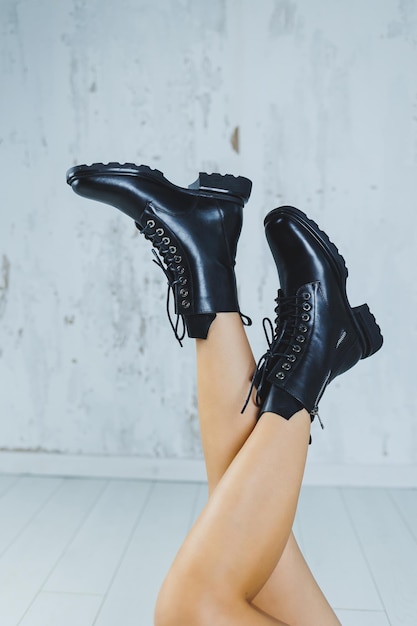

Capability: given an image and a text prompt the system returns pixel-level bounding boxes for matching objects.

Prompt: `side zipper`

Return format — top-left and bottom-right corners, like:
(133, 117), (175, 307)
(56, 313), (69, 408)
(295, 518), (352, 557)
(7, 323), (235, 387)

(310, 370), (332, 429)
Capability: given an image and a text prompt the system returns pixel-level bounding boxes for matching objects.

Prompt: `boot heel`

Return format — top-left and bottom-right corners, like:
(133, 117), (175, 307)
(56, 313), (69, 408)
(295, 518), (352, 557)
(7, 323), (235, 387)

(353, 304), (383, 359)
(189, 173), (252, 203)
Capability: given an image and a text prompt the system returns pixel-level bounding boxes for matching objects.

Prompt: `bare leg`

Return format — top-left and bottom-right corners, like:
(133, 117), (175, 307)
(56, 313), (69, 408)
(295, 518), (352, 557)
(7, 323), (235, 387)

(156, 403), (310, 625)
(194, 313), (341, 626)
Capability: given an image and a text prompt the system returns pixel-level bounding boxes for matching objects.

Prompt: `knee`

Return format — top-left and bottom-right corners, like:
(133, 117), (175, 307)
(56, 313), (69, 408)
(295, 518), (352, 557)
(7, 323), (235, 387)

(154, 571), (200, 626)
(154, 582), (179, 626)
(154, 568), (222, 626)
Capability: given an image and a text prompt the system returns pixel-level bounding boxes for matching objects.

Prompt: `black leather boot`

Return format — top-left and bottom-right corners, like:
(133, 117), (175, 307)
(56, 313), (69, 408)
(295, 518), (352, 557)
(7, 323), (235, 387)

(66, 163), (252, 342)
(248, 206), (383, 424)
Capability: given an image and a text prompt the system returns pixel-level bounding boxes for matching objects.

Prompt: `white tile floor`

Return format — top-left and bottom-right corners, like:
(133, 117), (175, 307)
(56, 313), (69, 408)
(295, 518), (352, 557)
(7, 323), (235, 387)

(0, 474), (415, 626)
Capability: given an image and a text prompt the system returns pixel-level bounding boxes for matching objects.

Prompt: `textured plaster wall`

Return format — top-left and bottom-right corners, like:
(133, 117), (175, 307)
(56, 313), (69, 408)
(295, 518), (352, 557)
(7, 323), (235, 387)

(0, 0), (416, 468)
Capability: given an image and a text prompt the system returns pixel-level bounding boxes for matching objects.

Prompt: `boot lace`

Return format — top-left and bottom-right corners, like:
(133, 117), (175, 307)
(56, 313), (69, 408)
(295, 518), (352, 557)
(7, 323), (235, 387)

(241, 291), (309, 413)
(138, 218), (252, 346)
(137, 219), (187, 346)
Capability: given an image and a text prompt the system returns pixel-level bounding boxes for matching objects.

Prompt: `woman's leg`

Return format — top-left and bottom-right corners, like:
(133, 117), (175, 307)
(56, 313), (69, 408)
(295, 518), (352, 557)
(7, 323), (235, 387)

(67, 166), (381, 625)
(194, 312), (341, 626)
(155, 399), (311, 626)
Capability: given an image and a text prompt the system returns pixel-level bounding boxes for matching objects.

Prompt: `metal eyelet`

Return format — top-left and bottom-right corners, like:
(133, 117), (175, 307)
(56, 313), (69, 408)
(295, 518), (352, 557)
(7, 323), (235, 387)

(169, 246), (177, 254)
(182, 300), (190, 308)
(302, 313), (310, 322)
(302, 302), (311, 311)
(293, 345), (301, 353)
(156, 228), (164, 236)
(299, 324), (308, 333)
(174, 255), (182, 263)
(162, 237), (170, 245)
(179, 288), (188, 297)
(287, 354), (296, 363)
(276, 372), (285, 380)
(146, 219), (155, 228)
(303, 292), (311, 300)
(296, 335), (305, 343)
(178, 266), (185, 274)
(282, 362), (291, 371)
(179, 277), (187, 285)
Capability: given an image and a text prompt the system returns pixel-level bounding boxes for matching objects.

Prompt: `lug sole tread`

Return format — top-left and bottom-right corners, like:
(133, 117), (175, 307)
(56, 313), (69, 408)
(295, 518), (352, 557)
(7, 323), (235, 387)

(66, 162), (252, 203)
(353, 304), (384, 358)
(66, 162), (168, 186)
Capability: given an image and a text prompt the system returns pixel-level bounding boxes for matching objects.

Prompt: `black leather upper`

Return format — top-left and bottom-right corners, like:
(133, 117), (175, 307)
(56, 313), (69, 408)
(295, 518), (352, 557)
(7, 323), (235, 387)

(68, 168), (247, 338)
(259, 207), (367, 416)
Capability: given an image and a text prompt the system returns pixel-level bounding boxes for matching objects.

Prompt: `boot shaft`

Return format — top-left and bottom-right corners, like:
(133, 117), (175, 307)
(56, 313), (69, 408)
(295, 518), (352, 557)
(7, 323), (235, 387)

(67, 163), (252, 340)
(256, 206), (383, 420)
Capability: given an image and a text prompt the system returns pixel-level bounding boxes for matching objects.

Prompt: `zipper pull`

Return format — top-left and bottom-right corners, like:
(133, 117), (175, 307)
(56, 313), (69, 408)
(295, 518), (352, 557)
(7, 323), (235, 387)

(311, 406), (324, 430)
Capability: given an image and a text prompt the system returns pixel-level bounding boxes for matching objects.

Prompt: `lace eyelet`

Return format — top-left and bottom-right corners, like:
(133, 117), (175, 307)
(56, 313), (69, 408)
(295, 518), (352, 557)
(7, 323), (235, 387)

(302, 313), (310, 322)
(182, 300), (190, 308)
(282, 362), (291, 371)
(179, 277), (187, 285)
(174, 255), (182, 263)
(276, 372), (285, 380)
(169, 246), (177, 254)
(162, 237), (170, 245)
(288, 354), (296, 362)
(293, 345), (301, 353)
(302, 302), (311, 311)
(146, 219), (155, 228)
(299, 324), (308, 333)
(179, 288), (188, 297)
(178, 267), (185, 274)
(303, 292), (311, 300)
(296, 335), (305, 343)
(156, 228), (164, 236)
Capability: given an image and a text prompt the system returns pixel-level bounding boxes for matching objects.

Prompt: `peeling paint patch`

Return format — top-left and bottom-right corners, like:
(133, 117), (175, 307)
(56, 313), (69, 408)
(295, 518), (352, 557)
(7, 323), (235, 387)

(0, 446), (62, 453)
(386, 0), (417, 41)
(269, 0), (298, 37)
(0, 255), (10, 290)
(382, 434), (390, 457)
(198, 0), (226, 34)
(230, 126), (239, 153)
(0, 254), (10, 318)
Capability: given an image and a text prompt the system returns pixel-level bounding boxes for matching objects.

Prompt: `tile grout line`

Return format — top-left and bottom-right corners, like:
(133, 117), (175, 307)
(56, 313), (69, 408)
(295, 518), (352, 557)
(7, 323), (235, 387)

(338, 487), (393, 626)
(334, 608), (393, 613)
(386, 488), (417, 546)
(16, 477), (110, 626)
(91, 479), (156, 626)
(40, 478), (111, 585)
(29, 589), (104, 597)
(0, 474), (22, 499)
(0, 476), (66, 561)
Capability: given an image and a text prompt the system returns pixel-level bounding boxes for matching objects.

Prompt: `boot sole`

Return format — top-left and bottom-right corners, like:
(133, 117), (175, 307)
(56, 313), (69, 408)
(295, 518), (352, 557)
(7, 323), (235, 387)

(265, 206), (383, 359)
(352, 303), (383, 359)
(66, 162), (252, 204)
(188, 172), (252, 202)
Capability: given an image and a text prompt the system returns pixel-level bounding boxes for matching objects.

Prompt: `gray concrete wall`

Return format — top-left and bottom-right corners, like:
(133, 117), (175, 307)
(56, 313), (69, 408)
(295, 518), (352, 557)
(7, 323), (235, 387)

(0, 0), (416, 470)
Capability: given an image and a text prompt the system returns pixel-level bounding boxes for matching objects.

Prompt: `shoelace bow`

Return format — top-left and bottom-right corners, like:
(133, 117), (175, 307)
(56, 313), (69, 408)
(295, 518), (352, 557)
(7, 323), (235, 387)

(241, 292), (306, 413)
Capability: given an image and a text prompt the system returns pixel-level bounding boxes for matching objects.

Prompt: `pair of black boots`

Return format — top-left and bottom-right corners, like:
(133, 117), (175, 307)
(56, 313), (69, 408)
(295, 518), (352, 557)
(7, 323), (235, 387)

(66, 163), (383, 423)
